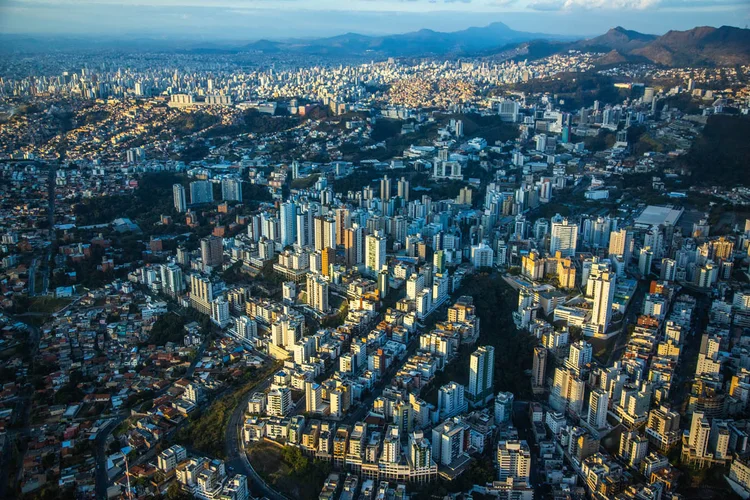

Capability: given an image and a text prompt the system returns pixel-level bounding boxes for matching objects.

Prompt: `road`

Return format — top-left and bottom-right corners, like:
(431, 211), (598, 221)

(93, 332), (211, 499)
(0, 318), (43, 499)
(94, 416), (126, 498)
(224, 376), (288, 500)
(605, 279), (649, 367)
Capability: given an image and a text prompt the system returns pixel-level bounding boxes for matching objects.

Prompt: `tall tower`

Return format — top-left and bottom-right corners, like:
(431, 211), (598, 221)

(200, 236), (223, 269)
(608, 228), (632, 263)
(380, 175), (392, 202)
(532, 346), (547, 394)
(468, 346), (495, 405)
(173, 184), (186, 213)
(591, 270), (616, 334)
(365, 232), (386, 277)
(344, 225), (364, 266)
(587, 388), (609, 430)
(280, 201), (297, 248)
(550, 216), (578, 258)
(397, 177), (410, 202)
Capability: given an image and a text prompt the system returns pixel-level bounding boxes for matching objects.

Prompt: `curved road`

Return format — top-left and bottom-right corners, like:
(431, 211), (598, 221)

(225, 377), (288, 500)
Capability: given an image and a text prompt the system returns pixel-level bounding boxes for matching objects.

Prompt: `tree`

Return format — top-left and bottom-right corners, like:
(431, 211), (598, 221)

(166, 482), (189, 500)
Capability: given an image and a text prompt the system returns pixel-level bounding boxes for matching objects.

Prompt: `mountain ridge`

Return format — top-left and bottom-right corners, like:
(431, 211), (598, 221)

(1, 24), (747, 67)
(241, 22), (574, 57)
(236, 23), (750, 67)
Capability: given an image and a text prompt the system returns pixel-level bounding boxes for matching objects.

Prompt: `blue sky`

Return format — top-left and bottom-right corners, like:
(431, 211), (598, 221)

(0, 0), (747, 39)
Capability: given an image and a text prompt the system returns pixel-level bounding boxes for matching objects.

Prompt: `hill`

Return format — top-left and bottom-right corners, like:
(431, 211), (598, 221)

(573, 26), (657, 53)
(241, 24), (750, 67)
(241, 22), (572, 57)
(632, 26), (750, 67)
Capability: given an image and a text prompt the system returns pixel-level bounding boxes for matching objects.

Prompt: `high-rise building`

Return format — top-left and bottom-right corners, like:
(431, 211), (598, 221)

(431, 419), (468, 466)
(158, 445), (187, 473)
(295, 209), (312, 248)
(334, 208), (351, 246)
(211, 296), (230, 328)
(305, 381), (322, 413)
(550, 217), (578, 258)
(160, 263), (185, 298)
(173, 184), (187, 212)
(661, 258), (677, 281)
(235, 315), (258, 340)
(587, 388), (609, 430)
(267, 387), (292, 416)
(221, 178), (242, 202)
(380, 175), (392, 201)
(494, 392), (514, 426)
(365, 232), (386, 277)
(314, 216), (336, 252)
(279, 201), (297, 247)
(619, 430), (648, 467)
(126, 147), (145, 164)
(645, 406), (681, 451)
(409, 431), (433, 470)
(468, 346), (495, 405)
(437, 382), (467, 419)
(643, 87), (655, 103)
(496, 440), (531, 483)
(532, 346), (547, 394)
(344, 225), (364, 267)
(471, 243), (494, 269)
(608, 229), (632, 263)
(639, 247), (654, 276)
(382, 426), (401, 463)
(200, 236), (223, 269)
(189, 274), (214, 315)
(565, 340), (593, 375)
(306, 273), (329, 313)
(591, 270), (616, 334)
(190, 180), (214, 204)
(397, 177), (410, 202)
(433, 250), (446, 274)
(550, 367), (586, 415)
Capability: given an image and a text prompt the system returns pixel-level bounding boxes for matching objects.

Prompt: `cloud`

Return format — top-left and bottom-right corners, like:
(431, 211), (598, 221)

(527, 0), (565, 9)
(529, 0), (662, 9)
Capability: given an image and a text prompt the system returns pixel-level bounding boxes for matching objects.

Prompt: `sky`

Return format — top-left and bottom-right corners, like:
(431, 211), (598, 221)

(0, 0), (748, 40)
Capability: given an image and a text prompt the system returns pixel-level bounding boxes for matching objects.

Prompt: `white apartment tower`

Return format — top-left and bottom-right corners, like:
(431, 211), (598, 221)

(550, 217), (578, 258)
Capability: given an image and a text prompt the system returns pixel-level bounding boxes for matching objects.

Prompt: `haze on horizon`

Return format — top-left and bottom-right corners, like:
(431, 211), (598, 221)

(0, 0), (748, 42)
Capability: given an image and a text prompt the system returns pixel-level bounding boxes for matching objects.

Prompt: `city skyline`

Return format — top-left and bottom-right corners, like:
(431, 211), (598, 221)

(0, 0), (748, 40)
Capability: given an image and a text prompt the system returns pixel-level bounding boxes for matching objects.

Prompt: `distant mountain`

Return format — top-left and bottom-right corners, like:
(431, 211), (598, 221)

(241, 22), (572, 57)
(3, 23), (747, 67)
(239, 24), (750, 66)
(573, 26), (657, 53)
(631, 26), (750, 67)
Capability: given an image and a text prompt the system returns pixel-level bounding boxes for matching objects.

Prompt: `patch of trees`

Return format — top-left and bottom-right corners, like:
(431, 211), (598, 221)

(461, 273), (537, 399)
(241, 182), (273, 207)
(371, 118), (403, 142)
(145, 313), (186, 346)
(178, 143), (210, 163)
(74, 172), (187, 228)
(169, 112), (220, 136)
(277, 447), (332, 500)
(681, 114), (750, 186)
(438, 113), (520, 144)
(177, 362), (277, 458)
(511, 73), (629, 110)
(204, 109), (299, 138)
